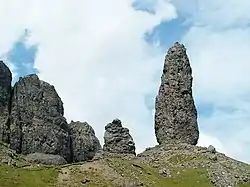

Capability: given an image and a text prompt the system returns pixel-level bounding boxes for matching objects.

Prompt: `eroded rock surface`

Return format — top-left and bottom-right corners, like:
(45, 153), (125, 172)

(24, 153), (67, 165)
(9, 74), (71, 161)
(103, 119), (135, 155)
(0, 61), (12, 143)
(69, 121), (101, 162)
(154, 42), (199, 145)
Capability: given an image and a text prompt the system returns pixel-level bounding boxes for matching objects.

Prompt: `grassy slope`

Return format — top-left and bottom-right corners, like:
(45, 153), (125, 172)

(0, 160), (212, 187)
(0, 164), (58, 187)
(0, 158), (250, 187)
(1, 142), (250, 187)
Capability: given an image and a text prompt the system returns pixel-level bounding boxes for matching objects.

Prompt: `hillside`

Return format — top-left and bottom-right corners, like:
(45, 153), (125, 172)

(1, 142), (250, 187)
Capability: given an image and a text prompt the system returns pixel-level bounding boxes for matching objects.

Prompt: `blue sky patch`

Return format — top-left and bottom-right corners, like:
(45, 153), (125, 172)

(144, 15), (192, 49)
(6, 29), (39, 83)
(132, 0), (156, 14)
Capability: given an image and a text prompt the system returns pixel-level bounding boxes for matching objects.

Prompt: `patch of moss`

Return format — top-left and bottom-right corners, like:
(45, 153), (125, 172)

(167, 154), (205, 164)
(0, 164), (58, 187)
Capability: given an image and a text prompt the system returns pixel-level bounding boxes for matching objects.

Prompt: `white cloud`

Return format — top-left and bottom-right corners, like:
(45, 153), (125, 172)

(177, 0), (250, 163)
(0, 0), (178, 152)
(198, 133), (227, 155)
(184, 27), (250, 104)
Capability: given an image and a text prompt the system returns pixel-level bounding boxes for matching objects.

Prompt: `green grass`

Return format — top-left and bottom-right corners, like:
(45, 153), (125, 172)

(105, 158), (212, 187)
(238, 182), (250, 187)
(0, 164), (59, 187)
(69, 167), (117, 187)
(0, 157), (249, 187)
(167, 154), (205, 164)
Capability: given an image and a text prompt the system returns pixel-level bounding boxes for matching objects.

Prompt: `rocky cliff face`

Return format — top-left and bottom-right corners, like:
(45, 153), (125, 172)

(9, 74), (71, 161)
(154, 42), (199, 145)
(69, 121), (101, 162)
(103, 119), (135, 155)
(0, 61), (12, 143)
(0, 62), (101, 163)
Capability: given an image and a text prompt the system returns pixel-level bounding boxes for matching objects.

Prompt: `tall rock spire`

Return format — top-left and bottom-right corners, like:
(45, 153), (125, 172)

(154, 42), (199, 145)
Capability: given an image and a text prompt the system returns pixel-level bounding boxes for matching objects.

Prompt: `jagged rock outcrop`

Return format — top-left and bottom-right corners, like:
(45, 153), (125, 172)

(0, 62), (104, 163)
(69, 121), (101, 162)
(0, 61), (12, 143)
(9, 74), (71, 161)
(103, 119), (135, 155)
(154, 42), (199, 145)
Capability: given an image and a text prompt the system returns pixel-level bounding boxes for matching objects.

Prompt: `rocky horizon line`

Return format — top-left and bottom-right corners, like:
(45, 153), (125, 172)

(0, 42), (199, 164)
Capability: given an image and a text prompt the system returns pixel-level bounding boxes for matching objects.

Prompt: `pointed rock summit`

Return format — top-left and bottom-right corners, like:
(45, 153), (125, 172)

(103, 119), (135, 155)
(154, 42), (199, 145)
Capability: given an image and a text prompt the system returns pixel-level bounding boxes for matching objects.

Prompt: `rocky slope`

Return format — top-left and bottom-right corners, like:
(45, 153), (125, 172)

(1, 42), (250, 187)
(1, 141), (250, 187)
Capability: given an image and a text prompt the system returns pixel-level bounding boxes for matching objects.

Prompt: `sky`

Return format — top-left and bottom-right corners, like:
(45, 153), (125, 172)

(0, 0), (250, 163)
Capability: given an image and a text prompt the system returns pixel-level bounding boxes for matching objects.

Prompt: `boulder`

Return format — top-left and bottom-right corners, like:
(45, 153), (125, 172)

(69, 121), (101, 162)
(208, 145), (216, 154)
(24, 153), (67, 165)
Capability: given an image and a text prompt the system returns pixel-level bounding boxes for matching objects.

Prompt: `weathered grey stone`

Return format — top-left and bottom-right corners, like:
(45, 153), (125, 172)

(0, 61), (12, 143)
(69, 121), (101, 162)
(103, 119), (135, 155)
(24, 153), (67, 165)
(9, 74), (71, 161)
(154, 42), (199, 145)
(208, 145), (216, 154)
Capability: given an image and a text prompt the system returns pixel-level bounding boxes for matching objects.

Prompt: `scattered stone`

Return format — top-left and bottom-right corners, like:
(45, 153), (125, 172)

(154, 42), (199, 145)
(103, 119), (135, 155)
(209, 155), (218, 162)
(24, 153), (67, 165)
(9, 74), (71, 161)
(69, 121), (101, 162)
(208, 145), (216, 154)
